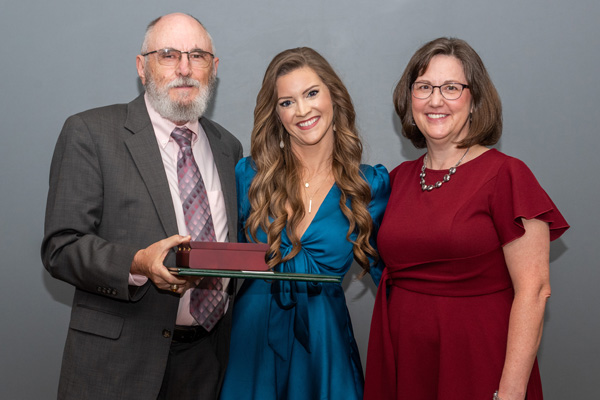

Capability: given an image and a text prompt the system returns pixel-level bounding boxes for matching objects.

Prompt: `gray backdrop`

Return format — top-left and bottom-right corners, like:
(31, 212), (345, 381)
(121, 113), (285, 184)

(1, 0), (597, 398)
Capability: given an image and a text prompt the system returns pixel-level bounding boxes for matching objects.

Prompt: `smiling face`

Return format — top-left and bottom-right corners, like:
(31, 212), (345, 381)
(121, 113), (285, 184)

(275, 67), (335, 152)
(136, 13), (219, 124)
(411, 55), (472, 147)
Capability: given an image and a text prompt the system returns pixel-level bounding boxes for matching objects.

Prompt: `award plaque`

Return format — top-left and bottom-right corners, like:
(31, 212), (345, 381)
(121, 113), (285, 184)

(175, 242), (270, 271)
(171, 242), (341, 283)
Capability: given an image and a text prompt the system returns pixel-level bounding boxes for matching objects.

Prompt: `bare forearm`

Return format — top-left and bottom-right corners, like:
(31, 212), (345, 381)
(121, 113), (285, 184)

(498, 290), (549, 399)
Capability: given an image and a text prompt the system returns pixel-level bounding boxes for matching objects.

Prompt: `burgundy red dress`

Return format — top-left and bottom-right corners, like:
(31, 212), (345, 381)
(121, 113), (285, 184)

(364, 149), (569, 400)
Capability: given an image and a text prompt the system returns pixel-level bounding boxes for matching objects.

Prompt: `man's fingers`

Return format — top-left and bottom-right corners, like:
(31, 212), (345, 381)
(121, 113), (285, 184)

(131, 234), (192, 288)
(162, 234), (191, 250)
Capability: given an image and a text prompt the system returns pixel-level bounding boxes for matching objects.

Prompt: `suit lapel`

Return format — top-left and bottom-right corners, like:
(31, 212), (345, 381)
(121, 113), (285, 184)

(200, 118), (237, 243)
(124, 95), (179, 238)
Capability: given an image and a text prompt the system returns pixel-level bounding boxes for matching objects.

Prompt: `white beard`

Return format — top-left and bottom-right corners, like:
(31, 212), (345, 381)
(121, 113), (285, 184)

(145, 71), (215, 123)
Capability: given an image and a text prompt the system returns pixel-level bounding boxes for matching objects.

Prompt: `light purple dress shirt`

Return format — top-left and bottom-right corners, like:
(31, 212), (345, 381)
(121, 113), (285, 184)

(129, 95), (230, 326)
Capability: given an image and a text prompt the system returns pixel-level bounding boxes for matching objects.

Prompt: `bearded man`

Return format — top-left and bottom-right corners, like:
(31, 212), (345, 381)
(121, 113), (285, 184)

(42, 13), (242, 400)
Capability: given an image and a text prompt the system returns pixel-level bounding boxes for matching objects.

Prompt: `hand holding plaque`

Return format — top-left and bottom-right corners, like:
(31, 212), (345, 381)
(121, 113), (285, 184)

(171, 242), (340, 283)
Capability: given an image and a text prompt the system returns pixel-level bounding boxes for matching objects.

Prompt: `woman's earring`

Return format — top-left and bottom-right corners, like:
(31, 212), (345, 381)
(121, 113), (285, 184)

(277, 117), (285, 149)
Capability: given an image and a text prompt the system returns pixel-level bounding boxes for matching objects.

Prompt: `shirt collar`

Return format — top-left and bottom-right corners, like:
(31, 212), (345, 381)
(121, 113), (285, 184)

(144, 93), (201, 148)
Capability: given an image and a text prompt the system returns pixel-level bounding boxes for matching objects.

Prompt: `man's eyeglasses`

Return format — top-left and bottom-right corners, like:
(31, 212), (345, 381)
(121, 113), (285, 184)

(412, 82), (470, 100)
(142, 48), (215, 69)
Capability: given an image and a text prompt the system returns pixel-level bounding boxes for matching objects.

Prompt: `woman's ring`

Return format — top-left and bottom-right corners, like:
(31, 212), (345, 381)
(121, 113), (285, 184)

(170, 284), (178, 292)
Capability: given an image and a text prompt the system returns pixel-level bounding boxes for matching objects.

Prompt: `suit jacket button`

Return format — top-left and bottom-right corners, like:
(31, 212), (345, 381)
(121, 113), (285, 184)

(162, 330), (171, 338)
(111, 289), (117, 296)
(97, 287), (102, 292)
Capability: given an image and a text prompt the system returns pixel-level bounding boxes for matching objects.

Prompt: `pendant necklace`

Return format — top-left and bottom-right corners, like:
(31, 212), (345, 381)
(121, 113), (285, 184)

(420, 147), (470, 191)
(304, 165), (331, 213)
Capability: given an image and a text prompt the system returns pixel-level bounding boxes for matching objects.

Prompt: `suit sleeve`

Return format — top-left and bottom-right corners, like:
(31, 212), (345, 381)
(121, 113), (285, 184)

(41, 114), (139, 301)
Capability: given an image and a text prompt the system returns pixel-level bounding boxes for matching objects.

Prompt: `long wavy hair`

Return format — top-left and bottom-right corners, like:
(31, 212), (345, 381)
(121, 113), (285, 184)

(245, 47), (377, 275)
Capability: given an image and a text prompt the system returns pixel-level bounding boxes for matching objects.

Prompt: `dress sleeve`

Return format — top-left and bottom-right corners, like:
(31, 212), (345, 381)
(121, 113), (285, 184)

(491, 157), (569, 246)
(361, 164), (391, 286)
(235, 157), (255, 243)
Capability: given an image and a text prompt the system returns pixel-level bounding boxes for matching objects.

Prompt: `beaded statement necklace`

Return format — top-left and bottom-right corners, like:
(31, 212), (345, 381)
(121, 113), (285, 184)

(420, 147), (470, 191)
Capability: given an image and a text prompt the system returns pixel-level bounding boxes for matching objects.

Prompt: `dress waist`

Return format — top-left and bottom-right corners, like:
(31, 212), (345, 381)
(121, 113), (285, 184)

(384, 247), (512, 297)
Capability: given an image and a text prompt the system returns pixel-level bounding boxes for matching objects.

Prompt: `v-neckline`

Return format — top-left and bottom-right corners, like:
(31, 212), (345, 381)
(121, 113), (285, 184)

(295, 182), (337, 241)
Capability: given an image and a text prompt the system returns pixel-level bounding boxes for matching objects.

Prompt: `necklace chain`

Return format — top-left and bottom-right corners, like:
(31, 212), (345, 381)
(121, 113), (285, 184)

(420, 147), (470, 191)
(303, 164), (331, 213)
(304, 162), (331, 188)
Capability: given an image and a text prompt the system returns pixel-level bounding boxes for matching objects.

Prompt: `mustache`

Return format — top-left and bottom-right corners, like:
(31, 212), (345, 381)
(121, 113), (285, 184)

(166, 77), (201, 89)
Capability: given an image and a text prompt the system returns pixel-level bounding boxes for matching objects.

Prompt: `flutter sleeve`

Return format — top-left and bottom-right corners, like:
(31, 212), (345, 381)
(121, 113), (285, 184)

(361, 164), (391, 286)
(491, 156), (569, 246)
(235, 157), (257, 244)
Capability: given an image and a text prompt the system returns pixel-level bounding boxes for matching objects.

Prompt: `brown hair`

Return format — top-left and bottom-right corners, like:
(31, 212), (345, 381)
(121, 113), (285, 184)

(246, 47), (377, 275)
(393, 37), (502, 149)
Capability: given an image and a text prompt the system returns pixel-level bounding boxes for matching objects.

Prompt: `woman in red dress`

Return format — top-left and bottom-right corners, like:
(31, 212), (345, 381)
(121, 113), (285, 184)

(364, 38), (569, 400)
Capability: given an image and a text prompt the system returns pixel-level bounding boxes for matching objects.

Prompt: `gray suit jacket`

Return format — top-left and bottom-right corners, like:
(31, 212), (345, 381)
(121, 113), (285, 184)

(42, 94), (243, 399)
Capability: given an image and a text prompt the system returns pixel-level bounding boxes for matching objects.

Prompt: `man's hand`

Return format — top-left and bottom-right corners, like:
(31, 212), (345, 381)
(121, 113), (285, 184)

(131, 235), (191, 294)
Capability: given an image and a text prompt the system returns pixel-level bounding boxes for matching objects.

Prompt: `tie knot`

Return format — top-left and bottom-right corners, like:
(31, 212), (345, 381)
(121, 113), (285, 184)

(171, 127), (193, 149)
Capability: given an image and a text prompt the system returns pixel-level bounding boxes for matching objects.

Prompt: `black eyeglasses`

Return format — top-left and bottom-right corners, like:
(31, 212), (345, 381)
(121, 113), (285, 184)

(142, 48), (215, 69)
(412, 82), (470, 100)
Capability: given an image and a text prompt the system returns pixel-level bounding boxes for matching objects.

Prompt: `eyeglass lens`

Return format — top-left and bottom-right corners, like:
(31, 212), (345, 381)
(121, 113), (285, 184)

(155, 49), (213, 68)
(412, 83), (466, 100)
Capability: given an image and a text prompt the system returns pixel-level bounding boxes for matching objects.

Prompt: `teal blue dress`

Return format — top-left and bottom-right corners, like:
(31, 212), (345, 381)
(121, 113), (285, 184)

(219, 157), (389, 400)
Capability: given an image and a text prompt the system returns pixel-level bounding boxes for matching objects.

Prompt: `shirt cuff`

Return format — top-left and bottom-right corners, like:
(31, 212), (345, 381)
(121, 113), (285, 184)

(128, 273), (148, 286)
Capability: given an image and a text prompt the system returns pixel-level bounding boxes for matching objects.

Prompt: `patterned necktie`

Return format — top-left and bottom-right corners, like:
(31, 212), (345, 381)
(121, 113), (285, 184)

(171, 127), (228, 331)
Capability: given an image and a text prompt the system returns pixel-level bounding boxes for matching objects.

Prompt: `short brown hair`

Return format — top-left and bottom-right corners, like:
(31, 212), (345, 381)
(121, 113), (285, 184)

(393, 37), (502, 149)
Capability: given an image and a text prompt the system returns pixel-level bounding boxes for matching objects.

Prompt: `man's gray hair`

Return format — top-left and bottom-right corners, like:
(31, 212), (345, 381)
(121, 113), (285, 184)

(140, 14), (216, 55)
